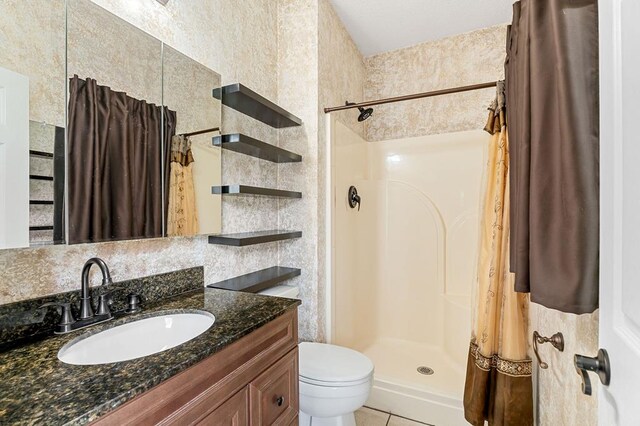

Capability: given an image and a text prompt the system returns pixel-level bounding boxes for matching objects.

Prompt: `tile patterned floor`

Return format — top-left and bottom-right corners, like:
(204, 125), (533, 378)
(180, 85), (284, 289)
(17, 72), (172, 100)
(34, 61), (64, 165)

(355, 407), (433, 426)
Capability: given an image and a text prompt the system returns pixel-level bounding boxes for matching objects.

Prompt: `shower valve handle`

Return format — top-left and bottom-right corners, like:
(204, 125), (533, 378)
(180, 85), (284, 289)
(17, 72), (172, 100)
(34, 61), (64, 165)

(348, 186), (361, 211)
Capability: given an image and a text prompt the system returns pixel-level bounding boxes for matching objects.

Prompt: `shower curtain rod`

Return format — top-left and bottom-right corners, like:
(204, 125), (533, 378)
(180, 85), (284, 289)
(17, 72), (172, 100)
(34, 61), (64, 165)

(179, 127), (220, 137)
(323, 81), (497, 113)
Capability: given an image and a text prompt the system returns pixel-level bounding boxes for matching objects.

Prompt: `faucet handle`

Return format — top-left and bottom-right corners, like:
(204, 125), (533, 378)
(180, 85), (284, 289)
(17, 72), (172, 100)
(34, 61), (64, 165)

(39, 302), (76, 332)
(126, 293), (142, 314)
(96, 293), (113, 317)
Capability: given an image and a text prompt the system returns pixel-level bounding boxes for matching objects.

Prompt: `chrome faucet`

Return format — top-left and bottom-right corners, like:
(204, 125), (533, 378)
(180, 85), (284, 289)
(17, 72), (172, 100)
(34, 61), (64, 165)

(79, 257), (113, 319)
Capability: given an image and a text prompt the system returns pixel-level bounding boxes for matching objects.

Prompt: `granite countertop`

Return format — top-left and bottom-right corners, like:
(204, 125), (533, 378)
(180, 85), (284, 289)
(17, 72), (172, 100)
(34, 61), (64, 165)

(0, 287), (300, 425)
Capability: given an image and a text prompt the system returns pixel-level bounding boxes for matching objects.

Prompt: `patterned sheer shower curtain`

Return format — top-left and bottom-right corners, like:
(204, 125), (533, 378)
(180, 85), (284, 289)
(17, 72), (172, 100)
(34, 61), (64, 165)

(166, 135), (198, 236)
(463, 83), (532, 426)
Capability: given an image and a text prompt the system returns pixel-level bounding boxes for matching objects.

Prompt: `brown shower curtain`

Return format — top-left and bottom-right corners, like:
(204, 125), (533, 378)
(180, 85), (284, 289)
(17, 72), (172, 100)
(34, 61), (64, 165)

(464, 85), (532, 426)
(506, 0), (600, 314)
(68, 76), (176, 243)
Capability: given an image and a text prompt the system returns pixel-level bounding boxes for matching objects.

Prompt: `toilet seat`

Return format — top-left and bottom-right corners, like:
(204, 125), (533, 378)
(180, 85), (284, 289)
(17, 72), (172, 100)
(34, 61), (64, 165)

(299, 374), (371, 387)
(299, 342), (374, 387)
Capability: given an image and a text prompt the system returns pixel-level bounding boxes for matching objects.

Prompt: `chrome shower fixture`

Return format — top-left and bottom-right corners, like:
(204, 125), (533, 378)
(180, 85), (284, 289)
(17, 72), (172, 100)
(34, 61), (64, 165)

(345, 101), (374, 122)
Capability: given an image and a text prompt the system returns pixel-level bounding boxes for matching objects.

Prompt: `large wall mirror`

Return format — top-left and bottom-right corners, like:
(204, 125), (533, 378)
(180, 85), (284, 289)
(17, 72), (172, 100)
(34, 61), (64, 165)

(0, 0), (222, 249)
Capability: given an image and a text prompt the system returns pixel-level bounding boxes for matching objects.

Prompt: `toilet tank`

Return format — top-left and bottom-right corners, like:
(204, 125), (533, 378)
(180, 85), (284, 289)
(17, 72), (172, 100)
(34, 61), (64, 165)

(259, 285), (300, 299)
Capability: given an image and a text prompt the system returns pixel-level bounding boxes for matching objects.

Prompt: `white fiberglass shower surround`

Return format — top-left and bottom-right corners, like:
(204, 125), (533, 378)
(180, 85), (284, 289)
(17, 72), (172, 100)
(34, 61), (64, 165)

(326, 117), (487, 425)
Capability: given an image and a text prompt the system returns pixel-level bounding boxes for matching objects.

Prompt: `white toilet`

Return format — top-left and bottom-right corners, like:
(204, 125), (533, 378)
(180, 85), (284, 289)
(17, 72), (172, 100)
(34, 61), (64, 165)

(259, 285), (374, 426)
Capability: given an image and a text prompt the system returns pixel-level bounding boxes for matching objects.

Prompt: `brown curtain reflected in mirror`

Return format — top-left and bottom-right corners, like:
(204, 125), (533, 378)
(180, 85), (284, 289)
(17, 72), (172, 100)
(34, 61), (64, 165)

(67, 75), (175, 244)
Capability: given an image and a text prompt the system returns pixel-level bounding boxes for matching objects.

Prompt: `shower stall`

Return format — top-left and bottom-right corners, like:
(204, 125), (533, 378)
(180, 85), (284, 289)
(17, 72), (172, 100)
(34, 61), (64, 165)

(327, 116), (487, 425)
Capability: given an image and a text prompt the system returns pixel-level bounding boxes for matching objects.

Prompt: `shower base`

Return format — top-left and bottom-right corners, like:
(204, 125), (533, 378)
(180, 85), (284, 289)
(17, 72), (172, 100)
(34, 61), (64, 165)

(361, 338), (467, 426)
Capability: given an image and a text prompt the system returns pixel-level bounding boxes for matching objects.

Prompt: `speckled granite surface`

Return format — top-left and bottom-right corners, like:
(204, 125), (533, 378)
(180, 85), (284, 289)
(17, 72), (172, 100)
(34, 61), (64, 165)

(0, 287), (300, 425)
(0, 267), (204, 347)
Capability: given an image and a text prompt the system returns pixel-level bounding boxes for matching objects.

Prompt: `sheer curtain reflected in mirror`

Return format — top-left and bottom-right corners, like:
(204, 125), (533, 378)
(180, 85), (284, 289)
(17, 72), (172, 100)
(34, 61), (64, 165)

(162, 45), (222, 237)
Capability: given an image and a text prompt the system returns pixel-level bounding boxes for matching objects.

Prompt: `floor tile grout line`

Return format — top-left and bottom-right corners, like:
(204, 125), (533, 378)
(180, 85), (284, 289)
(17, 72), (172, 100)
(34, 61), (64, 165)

(358, 406), (434, 426)
(363, 405), (391, 415)
(388, 413), (435, 426)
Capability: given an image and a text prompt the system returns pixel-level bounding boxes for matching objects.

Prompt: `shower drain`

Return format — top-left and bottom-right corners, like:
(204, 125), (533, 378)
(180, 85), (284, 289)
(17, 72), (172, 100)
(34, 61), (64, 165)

(417, 366), (434, 375)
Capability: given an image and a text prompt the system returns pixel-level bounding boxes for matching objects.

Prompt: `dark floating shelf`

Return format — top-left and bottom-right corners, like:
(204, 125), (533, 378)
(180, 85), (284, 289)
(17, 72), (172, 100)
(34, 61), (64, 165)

(29, 225), (53, 231)
(208, 230), (302, 246)
(29, 175), (53, 181)
(29, 150), (54, 158)
(207, 266), (301, 294)
(212, 185), (301, 199)
(213, 84), (302, 128)
(213, 133), (302, 163)
(29, 200), (54, 205)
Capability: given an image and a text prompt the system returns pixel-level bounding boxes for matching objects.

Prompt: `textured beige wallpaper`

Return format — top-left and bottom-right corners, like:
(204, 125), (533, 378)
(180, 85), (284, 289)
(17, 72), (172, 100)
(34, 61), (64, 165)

(318, 0), (366, 139)
(277, 0), (320, 342)
(364, 25), (507, 142)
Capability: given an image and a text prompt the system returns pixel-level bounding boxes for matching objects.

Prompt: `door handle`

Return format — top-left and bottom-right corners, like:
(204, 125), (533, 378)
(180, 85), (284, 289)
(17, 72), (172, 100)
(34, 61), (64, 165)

(574, 348), (611, 395)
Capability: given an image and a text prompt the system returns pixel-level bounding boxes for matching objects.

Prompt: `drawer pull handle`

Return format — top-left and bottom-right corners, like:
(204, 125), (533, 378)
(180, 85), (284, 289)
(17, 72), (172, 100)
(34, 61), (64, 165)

(276, 396), (285, 407)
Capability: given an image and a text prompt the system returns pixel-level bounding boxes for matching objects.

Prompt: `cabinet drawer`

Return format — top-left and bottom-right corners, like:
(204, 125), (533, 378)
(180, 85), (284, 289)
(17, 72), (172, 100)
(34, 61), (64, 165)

(249, 348), (298, 426)
(197, 388), (248, 426)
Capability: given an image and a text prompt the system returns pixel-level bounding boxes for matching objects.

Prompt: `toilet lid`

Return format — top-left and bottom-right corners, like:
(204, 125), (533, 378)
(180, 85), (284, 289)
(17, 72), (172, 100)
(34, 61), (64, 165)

(299, 342), (374, 385)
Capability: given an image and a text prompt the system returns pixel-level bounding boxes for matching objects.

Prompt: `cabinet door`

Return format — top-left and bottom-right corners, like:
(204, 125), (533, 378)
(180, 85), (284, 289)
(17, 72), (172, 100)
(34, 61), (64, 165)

(249, 348), (298, 425)
(197, 388), (248, 426)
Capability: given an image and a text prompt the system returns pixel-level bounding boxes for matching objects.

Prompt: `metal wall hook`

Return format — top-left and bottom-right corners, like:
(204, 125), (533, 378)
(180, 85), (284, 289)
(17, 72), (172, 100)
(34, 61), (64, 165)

(533, 331), (564, 369)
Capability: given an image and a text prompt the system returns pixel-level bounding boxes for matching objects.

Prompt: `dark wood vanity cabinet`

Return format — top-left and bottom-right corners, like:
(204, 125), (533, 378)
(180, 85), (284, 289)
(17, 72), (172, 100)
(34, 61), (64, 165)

(249, 349), (298, 425)
(92, 308), (298, 426)
(199, 388), (249, 425)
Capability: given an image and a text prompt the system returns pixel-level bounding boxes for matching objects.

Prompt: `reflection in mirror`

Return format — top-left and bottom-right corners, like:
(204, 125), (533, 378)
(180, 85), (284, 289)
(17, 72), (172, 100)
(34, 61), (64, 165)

(162, 46), (222, 237)
(66, 0), (165, 244)
(0, 0), (222, 249)
(0, 0), (66, 249)
(28, 121), (65, 245)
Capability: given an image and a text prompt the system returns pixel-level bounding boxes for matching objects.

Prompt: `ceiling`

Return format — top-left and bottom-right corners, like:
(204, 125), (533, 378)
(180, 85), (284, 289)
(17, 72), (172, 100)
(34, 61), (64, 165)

(329, 0), (514, 57)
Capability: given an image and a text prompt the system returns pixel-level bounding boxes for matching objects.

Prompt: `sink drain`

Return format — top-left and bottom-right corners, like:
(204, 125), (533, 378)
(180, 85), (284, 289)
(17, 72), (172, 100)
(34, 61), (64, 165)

(417, 366), (434, 375)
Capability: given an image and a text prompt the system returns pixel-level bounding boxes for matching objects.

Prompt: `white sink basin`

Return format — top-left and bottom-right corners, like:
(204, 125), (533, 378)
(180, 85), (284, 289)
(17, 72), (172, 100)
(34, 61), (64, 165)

(58, 311), (215, 365)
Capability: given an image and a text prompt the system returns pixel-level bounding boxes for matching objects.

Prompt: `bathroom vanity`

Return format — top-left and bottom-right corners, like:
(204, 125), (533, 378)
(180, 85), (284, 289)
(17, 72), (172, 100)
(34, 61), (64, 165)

(94, 308), (299, 425)
(0, 272), (300, 425)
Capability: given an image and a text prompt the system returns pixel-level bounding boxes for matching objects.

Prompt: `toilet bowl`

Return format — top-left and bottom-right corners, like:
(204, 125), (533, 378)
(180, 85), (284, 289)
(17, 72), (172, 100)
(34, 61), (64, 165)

(259, 286), (374, 426)
(298, 342), (374, 426)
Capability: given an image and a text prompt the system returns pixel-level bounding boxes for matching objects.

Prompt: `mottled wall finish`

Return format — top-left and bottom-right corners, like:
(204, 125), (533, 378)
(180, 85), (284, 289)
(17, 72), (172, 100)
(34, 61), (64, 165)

(277, 0), (320, 342)
(318, 0), (365, 139)
(0, 0), (282, 304)
(364, 25), (507, 142)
